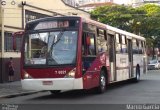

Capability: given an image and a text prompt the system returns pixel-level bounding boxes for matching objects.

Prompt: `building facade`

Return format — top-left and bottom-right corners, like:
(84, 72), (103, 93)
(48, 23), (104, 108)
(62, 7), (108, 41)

(0, 0), (90, 83)
(63, 0), (79, 7)
(128, 0), (160, 7)
(78, 0), (113, 6)
(79, 2), (115, 12)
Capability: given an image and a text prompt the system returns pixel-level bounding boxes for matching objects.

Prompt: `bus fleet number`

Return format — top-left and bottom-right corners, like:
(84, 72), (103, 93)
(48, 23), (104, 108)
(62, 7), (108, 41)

(55, 70), (67, 75)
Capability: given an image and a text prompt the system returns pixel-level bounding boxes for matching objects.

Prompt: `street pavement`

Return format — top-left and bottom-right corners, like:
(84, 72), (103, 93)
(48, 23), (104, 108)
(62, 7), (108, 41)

(0, 70), (160, 101)
(0, 70), (159, 99)
(0, 81), (39, 98)
(0, 70), (160, 110)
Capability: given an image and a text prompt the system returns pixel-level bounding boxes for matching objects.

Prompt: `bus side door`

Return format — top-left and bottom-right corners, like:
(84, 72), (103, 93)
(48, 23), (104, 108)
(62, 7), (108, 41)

(128, 39), (133, 78)
(82, 32), (97, 89)
(108, 34), (116, 81)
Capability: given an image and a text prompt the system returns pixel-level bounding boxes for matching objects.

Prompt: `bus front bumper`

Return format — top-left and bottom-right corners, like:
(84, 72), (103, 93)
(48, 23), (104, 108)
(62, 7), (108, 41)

(21, 78), (83, 91)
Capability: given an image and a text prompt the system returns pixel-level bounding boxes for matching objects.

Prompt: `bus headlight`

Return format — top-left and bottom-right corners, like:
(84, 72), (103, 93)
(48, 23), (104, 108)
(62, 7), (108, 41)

(24, 71), (33, 79)
(64, 71), (75, 78)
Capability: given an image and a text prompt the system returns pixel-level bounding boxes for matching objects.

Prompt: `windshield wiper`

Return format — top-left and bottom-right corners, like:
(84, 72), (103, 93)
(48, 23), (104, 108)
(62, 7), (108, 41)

(50, 30), (65, 50)
(48, 30), (65, 62)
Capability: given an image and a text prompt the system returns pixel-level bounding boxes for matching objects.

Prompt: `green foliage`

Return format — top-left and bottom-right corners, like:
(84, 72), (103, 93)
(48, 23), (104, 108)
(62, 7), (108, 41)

(139, 4), (160, 16)
(90, 4), (160, 49)
(138, 4), (160, 48)
(91, 5), (134, 31)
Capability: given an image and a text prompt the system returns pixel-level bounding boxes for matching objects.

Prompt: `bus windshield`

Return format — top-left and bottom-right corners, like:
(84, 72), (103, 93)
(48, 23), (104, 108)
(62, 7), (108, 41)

(24, 30), (78, 66)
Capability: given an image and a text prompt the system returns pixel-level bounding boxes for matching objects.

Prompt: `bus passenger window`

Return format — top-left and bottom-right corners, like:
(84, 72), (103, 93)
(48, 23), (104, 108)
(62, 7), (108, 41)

(97, 29), (107, 53)
(116, 34), (121, 53)
(139, 41), (143, 54)
(141, 41), (145, 54)
(121, 35), (127, 53)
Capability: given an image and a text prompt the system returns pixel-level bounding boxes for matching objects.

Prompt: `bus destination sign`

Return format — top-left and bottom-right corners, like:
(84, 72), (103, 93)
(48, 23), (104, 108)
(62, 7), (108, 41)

(35, 21), (69, 30)
(34, 20), (75, 30)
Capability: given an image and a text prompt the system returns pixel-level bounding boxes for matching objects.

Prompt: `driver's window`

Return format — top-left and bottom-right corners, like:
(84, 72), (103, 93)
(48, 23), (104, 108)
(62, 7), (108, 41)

(82, 32), (96, 56)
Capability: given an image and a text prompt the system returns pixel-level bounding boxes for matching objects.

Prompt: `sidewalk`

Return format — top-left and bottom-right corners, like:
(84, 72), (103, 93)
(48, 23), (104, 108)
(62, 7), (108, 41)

(0, 81), (39, 98)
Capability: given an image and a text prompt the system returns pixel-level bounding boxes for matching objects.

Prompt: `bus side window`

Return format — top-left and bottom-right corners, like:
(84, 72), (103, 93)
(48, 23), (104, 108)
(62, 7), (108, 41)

(143, 41), (146, 54)
(121, 35), (127, 53)
(87, 35), (96, 55)
(132, 39), (138, 54)
(82, 32), (96, 56)
(136, 39), (139, 54)
(139, 41), (143, 54)
(115, 34), (121, 53)
(97, 29), (107, 53)
(82, 33), (86, 55)
(141, 41), (145, 54)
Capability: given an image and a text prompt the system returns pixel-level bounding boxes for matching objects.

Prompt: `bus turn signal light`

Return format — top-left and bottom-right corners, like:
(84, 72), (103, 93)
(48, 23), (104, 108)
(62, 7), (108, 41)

(64, 71), (75, 78)
(24, 71), (33, 79)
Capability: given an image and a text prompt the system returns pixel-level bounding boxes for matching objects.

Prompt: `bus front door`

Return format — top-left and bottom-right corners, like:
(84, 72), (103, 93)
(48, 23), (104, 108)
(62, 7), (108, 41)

(128, 39), (133, 77)
(108, 34), (116, 82)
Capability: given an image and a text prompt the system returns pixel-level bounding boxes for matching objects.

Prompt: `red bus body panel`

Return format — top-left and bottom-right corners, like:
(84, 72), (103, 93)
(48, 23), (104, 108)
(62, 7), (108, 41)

(83, 53), (110, 89)
(22, 67), (75, 79)
(75, 17), (83, 78)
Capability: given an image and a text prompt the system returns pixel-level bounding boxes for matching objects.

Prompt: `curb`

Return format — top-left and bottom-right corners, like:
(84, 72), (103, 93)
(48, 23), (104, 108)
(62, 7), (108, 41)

(0, 91), (41, 98)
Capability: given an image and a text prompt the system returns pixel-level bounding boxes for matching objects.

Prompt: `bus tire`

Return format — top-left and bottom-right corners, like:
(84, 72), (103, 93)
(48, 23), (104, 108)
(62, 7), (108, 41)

(96, 70), (106, 93)
(133, 66), (140, 82)
(50, 90), (61, 95)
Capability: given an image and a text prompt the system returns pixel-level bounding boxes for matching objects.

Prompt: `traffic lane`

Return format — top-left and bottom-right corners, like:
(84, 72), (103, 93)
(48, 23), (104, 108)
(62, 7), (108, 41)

(21, 79), (160, 104)
(1, 77), (160, 104)
(1, 70), (160, 104)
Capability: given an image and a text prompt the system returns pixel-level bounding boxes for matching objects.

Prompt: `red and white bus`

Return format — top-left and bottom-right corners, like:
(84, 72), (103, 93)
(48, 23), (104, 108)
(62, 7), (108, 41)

(14, 16), (147, 94)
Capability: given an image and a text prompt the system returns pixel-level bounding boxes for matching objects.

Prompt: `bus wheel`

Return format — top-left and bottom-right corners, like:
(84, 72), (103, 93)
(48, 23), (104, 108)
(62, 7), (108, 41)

(50, 90), (61, 95)
(96, 70), (106, 93)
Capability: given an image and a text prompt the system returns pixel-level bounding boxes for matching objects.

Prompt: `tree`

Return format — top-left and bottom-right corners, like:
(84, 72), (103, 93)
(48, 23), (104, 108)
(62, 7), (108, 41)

(90, 5), (145, 32)
(137, 4), (160, 58)
(91, 4), (160, 59)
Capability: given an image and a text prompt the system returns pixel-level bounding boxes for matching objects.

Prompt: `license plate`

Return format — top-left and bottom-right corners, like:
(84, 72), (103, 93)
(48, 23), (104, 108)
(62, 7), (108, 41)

(42, 81), (53, 85)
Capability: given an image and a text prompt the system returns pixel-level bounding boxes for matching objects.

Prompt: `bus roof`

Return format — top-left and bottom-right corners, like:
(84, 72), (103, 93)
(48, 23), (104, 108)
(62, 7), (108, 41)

(106, 25), (145, 41)
(82, 17), (106, 29)
(81, 17), (145, 41)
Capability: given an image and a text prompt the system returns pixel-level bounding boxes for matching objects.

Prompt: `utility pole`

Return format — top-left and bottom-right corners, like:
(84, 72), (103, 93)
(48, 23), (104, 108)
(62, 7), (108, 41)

(0, 1), (5, 83)
(0, 3), (2, 82)
(1, 6), (4, 59)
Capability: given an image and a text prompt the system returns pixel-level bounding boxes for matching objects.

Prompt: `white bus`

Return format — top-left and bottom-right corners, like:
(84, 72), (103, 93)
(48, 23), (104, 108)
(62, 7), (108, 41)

(106, 25), (147, 82)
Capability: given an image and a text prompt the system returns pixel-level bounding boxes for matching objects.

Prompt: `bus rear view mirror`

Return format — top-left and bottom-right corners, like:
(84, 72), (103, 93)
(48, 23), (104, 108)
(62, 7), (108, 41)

(12, 31), (24, 51)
